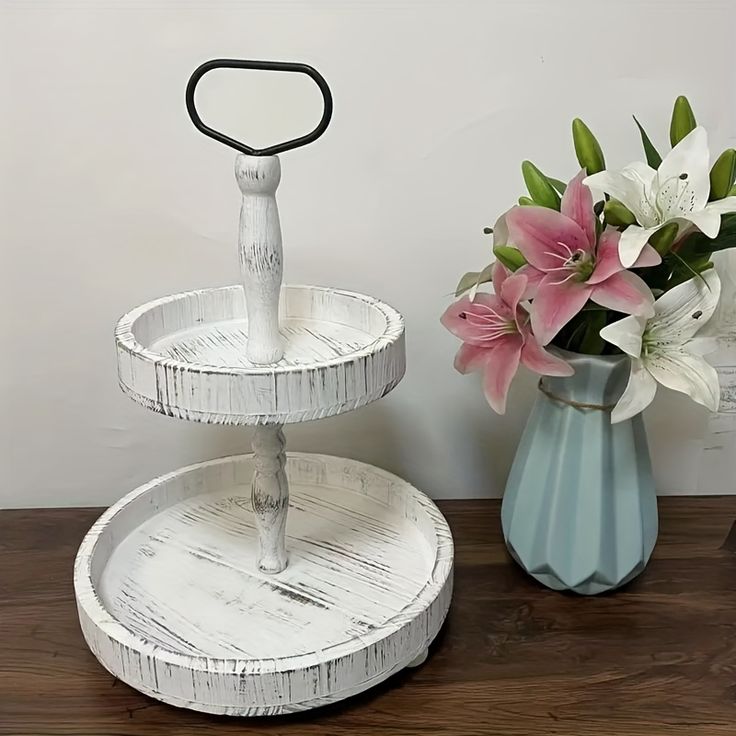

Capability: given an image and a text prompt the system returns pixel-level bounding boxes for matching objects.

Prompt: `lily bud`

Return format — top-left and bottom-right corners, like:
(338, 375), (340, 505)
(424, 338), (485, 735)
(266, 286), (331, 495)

(518, 196), (535, 206)
(604, 199), (636, 226)
(669, 96), (696, 147)
(493, 245), (527, 272)
(709, 149), (736, 201)
(572, 118), (606, 174)
(649, 222), (679, 256)
(521, 161), (561, 209)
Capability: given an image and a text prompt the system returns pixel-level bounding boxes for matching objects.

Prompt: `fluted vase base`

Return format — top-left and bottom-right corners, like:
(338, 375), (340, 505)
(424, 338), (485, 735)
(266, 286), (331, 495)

(501, 352), (658, 596)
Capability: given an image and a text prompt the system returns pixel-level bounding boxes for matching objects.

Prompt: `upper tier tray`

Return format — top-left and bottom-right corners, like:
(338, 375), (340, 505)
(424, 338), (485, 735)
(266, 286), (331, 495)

(116, 284), (405, 425)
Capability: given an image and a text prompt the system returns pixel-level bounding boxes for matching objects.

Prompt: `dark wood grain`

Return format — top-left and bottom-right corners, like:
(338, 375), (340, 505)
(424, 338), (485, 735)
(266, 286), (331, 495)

(2, 498), (736, 735)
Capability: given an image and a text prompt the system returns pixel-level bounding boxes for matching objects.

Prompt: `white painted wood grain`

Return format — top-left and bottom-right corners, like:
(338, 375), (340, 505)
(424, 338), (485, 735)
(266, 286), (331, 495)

(74, 453), (454, 715)
(251, 425), (288, 573)
(115, 285), (405, 425)
(235, 155), (284, 365)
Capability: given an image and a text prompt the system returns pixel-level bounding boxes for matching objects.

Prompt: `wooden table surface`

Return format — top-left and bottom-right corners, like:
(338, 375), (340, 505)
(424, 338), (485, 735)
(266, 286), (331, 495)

(2, 498), (736, 735)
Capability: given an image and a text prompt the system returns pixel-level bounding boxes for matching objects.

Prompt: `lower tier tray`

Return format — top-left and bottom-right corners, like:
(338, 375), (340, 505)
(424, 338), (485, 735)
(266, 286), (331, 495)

(115, 285), (405, 425)
(74, 453), (453, 716)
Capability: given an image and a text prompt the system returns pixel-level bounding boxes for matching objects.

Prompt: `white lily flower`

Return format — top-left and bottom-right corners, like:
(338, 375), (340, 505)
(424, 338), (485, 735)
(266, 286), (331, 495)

(702, 249), (736, 339)
(600, 269), (722, 423)
(584, 127), (736, 268)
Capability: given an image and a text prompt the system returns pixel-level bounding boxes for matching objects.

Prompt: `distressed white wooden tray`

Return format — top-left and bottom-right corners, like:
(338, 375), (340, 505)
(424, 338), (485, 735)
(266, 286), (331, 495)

(116, 285), (405, 425)
(78, 71), (455, 717)
(74, 452), (453, 716)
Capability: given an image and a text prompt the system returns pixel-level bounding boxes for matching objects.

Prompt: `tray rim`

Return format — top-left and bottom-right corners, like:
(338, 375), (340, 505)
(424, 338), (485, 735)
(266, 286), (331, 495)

(116, 377), (404, 426)
(74, 452), (454, 677)
(115, 283), (405, 376)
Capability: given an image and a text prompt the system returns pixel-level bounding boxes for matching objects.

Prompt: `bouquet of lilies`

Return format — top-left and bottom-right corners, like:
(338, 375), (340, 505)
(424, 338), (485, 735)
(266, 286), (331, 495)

(442, 97), (736, 421)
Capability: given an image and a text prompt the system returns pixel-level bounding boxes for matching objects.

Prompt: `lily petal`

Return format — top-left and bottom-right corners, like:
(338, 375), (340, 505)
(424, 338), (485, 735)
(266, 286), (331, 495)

(687, 197), (736, 240)
(506, 205), (591, 271)
(686, 209), (722, 239)
(633, 243), (662, 268)
(591, 229), (662, 285)
(491, 259), (509, 294)
(704, 196), (736, 216)
(588, 229), (623, 285)
(530, 275), (592, 345)
(688, 336), (719, 356)
(520, 338), (575, 376)
(600, 314), (647, 358)
(646, 348), (720, 412)
(618, 224), (661, 268)
(590, 270), (655, 317)
(610, 358), (658, 423)
(440, 297), (476, 341)
(441, 295), (509, 344)
(585, 163), (657, 223)
(454, 343), (491, 374)
(561, 170), (596, 247)
(516, 264), (546, 299)
(500, 272), (528, 312)
(650, 269), (721, 342)
(482, 336), (523, 414)
(657, 126), (710, 216)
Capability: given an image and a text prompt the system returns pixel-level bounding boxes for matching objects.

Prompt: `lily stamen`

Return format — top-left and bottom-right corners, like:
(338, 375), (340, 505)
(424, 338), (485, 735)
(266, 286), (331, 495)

(543, 250), (573, 263)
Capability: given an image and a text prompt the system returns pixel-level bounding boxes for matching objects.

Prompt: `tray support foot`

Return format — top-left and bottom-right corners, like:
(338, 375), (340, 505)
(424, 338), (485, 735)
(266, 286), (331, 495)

(252, 425), (289, 573)
(407, 648), (429, 668)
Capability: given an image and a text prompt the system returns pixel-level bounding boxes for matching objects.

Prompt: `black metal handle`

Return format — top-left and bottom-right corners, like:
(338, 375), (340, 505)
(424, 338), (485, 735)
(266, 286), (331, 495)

(185, 58), (333, 156)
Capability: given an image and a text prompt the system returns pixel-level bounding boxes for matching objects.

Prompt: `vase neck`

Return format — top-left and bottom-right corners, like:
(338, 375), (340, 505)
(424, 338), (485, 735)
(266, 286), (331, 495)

(542, 352), (629, 407)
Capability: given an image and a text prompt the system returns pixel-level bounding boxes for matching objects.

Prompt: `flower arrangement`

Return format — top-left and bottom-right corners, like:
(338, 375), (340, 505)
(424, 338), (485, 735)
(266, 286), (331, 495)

(442, 97), (736, 422)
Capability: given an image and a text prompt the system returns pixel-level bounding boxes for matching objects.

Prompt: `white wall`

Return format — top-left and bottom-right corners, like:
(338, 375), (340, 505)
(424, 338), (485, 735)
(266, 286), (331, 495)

(2, 0), (735, 508)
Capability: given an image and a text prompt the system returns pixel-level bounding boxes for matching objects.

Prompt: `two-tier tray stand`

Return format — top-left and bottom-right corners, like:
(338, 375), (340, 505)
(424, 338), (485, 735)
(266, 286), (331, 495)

(73, 59), (453, 716)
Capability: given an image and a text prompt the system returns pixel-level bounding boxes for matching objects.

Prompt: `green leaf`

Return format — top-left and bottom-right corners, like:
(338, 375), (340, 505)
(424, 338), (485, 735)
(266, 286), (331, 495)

(493, 246), (527, 271)
(670, 95), (697, 147)
(678, 213), (736, 256)
(455, 271), (481, 297)
(595, 215), (603, 240)
(563, 317), (589, 353)
(604, 199), (637, 226)
(579, 310), (607, 355)
(454, 264), (494, 297)
(548, 177), (567, 195)
(639, 261), (671, 292)
(690, 255), (714, 273)
(667, 249), (707, 286)
(632, 116), (662, 168)
(666, 255), (714, 288)
(709, 149), (736, 201)
(518, 196), (535, 206)
(521, 161), (561, 209)
(649, 222), (679, 256)
(572, 118), (606, 174)
(729, 185), (736, 197)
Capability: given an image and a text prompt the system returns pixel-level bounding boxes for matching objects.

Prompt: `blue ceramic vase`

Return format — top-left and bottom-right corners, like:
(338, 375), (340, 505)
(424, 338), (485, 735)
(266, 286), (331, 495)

(501, 351), (658, 595)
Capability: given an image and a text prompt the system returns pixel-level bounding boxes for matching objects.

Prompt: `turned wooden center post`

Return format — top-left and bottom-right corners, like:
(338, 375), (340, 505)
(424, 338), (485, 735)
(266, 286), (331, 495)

(235, 154), (290, 574)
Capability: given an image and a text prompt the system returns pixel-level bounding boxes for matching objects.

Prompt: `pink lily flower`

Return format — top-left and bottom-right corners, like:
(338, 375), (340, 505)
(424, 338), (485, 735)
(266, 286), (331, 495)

(441, 262), (574, 414)
(506, 170), (661, 345)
